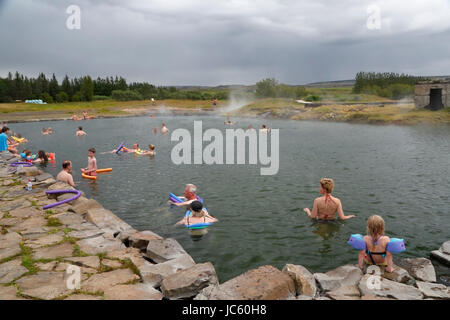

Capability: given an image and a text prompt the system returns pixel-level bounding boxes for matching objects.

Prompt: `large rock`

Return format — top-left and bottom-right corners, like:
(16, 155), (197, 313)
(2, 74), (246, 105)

(16, 272), (74, 300)
(0, 217), (22, 227)
(430, 250), (450, 267)
(381, 265), (415, 285)
(32, 242), (74, 260)
(67, 222), (104, 240)
(10, 216), (47, 232)
(0, 285), (26, 300)
(441, 241), (450, 254)
(77, 236), (125, 255)
(0, 245), (21, 261)
(104, 284), (163, 300)
(282, 264), (316, 297)
(47, 181), (75, 192)
(415, 281), (450, 299)
(16, 166), (40, 177)
(35, 173), (54, 182)
(145, 238), (188, 263)
(161, 262), (219, 299)
(52, 212), (84, 226)
(195, 265), (296, 300)
(64, 294), (103, 300)
(314, 265), (363, 292)
(0, 231), (22, 249)
(64, 256), (100, 270)
(81, 268), (140, 293)
(0, 198), (32, 212)
(326, 285), (361, 300)
(9, 207), (41, 219)
(25, 233), (64, 249)
(129, 231), (163, 251)
(139, 254), (196, 287)
(0, 258), (28, 284)
(86, 208), (133, 237)
(358, 274), (423, 300)
(395, 258), (436, 282)
(69, 198), (103, 215)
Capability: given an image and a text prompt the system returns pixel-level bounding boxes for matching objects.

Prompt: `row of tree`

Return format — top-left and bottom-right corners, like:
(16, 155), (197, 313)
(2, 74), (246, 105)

(353, 72), (427, 99)
(0, 72), (228, 103)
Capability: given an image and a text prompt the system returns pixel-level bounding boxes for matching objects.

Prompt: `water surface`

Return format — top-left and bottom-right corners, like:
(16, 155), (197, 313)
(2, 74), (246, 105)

(10, 115), (450, 283)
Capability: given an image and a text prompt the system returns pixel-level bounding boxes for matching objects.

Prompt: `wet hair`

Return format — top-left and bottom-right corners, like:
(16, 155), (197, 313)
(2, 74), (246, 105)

(25, 150), (32, 156)
(320, 178), (334, 193)
(366, 215), (385, 238)
(262, 124), (266, 128)
(88, 148), (96, 154)
(62, 160), (71, 169)
(186, 184), (197, 194)
(1, 127), (9, 133)
(42, 128), (47, 131)
(78, 126), (82, 130)
(190, 201), (204, 217)
(149, 144), (155, 150)
(38, 150), (48, 161)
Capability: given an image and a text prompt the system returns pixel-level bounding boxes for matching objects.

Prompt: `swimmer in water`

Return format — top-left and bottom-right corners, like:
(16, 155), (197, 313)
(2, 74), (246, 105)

(260, 124), (271, 133)
(303, 178), (355, 221)
(57, 160), (75, 187)
(153, 127), (158, 134)
(76, 126), (87, 136)
(42, 128), (48, 135)
(47, 127), (53, 134)
(34, 150), (49, 163)
(161, 123), (169, 135)
(80, 148), (97, 177)
(176, 200), (218, 226)
(141, 144), (155, 156)
(170, 184), (200, 208)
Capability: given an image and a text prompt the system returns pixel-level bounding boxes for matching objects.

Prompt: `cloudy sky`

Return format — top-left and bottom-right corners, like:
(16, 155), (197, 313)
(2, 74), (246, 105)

(1, 0), (450, 86)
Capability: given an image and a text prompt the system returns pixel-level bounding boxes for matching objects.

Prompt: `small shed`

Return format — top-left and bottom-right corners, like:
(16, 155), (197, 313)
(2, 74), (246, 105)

(414, 80), (450, 110)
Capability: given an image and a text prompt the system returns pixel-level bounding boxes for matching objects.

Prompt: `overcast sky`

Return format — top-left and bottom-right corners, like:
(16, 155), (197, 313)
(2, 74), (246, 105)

(1, 0), (450, 86)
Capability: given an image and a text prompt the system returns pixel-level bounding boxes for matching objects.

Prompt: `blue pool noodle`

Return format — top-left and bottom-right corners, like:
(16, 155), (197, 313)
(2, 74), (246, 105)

(169, 193), (183, 203)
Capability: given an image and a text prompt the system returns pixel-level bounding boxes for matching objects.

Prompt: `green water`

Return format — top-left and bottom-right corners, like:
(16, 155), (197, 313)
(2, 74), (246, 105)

(11, 115), (450, 283)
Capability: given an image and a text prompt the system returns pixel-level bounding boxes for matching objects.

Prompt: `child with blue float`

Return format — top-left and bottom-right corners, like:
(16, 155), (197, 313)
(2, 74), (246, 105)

(348, 215), (406, 273)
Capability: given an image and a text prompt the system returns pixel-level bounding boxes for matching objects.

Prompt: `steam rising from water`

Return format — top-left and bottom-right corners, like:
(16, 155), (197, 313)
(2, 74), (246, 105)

(221, 88), (255, 113)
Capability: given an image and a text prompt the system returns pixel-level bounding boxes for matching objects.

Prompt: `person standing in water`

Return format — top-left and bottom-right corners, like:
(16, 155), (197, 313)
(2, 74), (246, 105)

(81, 148), (97, 177)
(76, 126), (87, 136)
(170, 184), (199, 208)
(161, 123), (169, 135)
(303, 178), (355, 220)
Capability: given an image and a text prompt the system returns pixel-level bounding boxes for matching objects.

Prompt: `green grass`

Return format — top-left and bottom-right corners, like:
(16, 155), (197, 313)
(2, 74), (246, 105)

(46, 217), (62, 227)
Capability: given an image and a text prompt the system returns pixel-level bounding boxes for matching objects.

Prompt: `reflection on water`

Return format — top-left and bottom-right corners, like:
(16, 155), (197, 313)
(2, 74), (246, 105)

(9, 116), (450, 283)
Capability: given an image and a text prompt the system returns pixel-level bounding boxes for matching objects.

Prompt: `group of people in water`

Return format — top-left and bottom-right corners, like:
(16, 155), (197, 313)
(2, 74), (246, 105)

(72, 111), (95, 121)
(1, 119), (396, 273)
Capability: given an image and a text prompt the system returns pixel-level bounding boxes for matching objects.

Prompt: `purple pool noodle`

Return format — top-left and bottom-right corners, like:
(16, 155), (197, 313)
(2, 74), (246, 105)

(116, 141), (125, 154)
(10, 162), (33, 167)
(43, 189), (82, 210)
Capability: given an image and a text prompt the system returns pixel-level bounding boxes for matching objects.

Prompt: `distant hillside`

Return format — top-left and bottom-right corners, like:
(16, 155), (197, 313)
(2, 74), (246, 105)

(174, 75), (450, 91)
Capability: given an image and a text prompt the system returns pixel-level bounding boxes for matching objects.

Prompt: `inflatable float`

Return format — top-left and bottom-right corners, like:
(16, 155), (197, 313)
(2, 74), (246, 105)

(12, 136), (26, 143)
(169, 193), (203, 204)
(183, 209), (213, 230)
(81, 168), (112, 180)
(116, 142), (125, 154)
(347, 234), (406, 253)
(43, 189), (82, 210)
(9, 161), (33, 167)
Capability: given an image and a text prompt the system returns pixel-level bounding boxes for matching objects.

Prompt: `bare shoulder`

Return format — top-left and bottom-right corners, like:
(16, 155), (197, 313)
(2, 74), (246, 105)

(381, 235), (390, 243)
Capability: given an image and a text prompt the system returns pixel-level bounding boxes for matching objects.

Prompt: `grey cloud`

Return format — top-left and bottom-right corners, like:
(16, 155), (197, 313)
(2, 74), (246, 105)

(1, 0), (450, 85)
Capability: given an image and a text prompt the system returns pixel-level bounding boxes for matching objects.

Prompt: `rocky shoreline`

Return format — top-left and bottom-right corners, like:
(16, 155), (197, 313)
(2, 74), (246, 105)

(0, 152), (449, 300)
